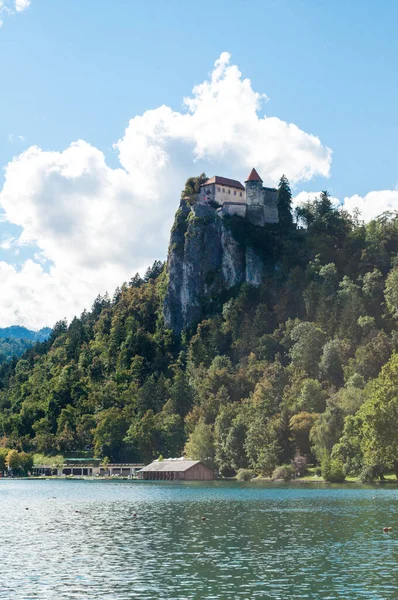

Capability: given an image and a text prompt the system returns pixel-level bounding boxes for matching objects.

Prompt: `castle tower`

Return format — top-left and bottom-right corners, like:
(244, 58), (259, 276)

(245, 168), (263, 206)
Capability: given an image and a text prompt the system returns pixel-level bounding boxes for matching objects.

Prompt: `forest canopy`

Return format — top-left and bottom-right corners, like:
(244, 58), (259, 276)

(1, 178), (398, 482)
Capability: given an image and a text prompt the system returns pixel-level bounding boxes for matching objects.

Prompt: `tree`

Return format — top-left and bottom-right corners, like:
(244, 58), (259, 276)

(310, 404), (344, 463)
(184, 419), (215, 468)
(0, 447), (9, 473)
(319, 339), (345, 387)
(181, 173), (207, 204)
(6, 449), (21, 472)
(385, 267), (398, 318)
(331, 415), (363, 476)
(360, 354), (398, 477)
(297, 379), (327, 413)
(289, 322), (326, 377)
(19, 452), (33, 474)
(277, 175), (293, 229)
(93, 408), (129, 461)
(125, 410), (160, 462)
(289, 412), (318, 457)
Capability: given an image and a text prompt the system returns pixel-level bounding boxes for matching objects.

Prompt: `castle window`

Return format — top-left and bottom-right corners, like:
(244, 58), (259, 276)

(222, 188), (225, 193)
(240, 192), (242, 197)
(217, 187), (220, 192)
(234, 190), (236, 196)
(228, 189), (230, 194)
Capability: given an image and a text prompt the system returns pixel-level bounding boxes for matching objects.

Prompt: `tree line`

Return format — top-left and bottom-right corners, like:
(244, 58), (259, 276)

(1, 176), (398, 481)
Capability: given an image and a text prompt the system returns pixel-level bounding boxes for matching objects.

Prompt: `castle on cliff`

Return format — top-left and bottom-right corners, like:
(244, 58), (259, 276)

(198, 168), (278, 226)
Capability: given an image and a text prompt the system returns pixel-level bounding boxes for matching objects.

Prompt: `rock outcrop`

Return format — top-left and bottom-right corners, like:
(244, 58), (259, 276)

(163, 201), (266, 334)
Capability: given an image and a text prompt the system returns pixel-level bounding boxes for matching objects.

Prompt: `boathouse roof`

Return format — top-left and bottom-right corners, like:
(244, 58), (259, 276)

(141, 459), (203, 472)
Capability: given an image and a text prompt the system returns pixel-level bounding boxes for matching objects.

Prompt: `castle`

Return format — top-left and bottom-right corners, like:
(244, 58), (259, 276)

(198, 168), (278, 226)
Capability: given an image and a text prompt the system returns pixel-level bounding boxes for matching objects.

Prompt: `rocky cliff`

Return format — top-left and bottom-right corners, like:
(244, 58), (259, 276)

(163, 201), (267, 333)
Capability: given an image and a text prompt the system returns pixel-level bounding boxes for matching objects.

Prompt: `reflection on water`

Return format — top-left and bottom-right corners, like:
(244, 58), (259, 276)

(1, 480), (398, 599)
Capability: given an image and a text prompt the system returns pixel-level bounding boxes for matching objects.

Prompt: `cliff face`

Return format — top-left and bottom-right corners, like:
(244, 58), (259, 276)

(163, 201), (266, 333)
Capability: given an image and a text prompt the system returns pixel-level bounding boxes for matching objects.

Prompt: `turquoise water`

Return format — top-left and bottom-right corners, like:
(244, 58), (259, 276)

(1, 480), (398, 599)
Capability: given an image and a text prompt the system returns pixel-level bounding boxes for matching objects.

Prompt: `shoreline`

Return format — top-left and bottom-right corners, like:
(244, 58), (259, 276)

(2, 475), (398, 485)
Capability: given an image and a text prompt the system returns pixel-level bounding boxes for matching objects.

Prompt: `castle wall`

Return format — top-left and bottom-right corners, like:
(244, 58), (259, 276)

(220, 203), (247, 218)
(200, 184), (245, 205)
(247, 205), (266, 226)
(245, 181), (263, 206)
(262, 188), (278, 223)
(214, 185), (245, 205)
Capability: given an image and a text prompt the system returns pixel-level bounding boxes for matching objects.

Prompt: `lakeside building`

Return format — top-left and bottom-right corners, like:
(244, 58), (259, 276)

(33, 461), (144, 477)
(139, 459), (214, 481)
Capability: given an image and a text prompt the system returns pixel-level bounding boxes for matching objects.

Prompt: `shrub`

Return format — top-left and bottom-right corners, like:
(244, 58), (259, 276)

(272, 464), (296, 481)
(321, 458), (345, 483)
(236, 469), (254, 481)
(291, 454), (308, 477)
(359, 464), (384, 483)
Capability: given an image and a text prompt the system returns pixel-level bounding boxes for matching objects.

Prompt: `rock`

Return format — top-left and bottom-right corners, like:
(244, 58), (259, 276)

(163, 201), (266, 333)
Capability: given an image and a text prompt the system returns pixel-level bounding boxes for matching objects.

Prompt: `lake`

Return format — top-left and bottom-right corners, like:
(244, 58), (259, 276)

(1, 480), (397, 599)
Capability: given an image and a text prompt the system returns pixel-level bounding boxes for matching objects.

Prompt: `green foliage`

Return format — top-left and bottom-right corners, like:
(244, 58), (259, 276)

(1, 195), (398, 477)
(181, 173), (207, 204)
(277, 175), (293, 230)
(0, 447), (8, 471)
(236, 468), (254, 481)
(321, 457), (346, 483)
(385, 267), (398, 318)
(272, 463), (295, 481)
(360, 353), (398, 477)
(184, 419), (215, 468)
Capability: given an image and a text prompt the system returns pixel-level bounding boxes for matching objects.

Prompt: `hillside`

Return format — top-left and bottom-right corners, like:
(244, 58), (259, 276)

(1, 179), (398, 481)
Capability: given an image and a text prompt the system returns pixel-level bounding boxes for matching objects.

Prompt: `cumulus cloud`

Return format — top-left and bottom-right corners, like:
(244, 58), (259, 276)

(294, 189), (398, 222)
(342, 190), (398, 221)
(15, 0), (30, 12)
(0, 52), (332, 329)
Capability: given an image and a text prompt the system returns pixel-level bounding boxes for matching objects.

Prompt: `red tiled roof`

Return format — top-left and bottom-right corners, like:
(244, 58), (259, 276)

(201, 176), (245, 191)
(245, 168), (263, 182)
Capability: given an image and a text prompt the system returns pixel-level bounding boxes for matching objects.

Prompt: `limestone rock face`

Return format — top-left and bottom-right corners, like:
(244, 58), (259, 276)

(163, 201), (266, 334)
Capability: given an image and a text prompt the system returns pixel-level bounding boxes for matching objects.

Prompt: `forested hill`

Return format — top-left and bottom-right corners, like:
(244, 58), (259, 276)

(2, 179), (398, 482)
(0, 327), (51, 366)
(0, 326), (51, 341)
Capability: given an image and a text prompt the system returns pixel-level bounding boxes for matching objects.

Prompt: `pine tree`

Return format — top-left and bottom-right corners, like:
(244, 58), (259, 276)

(277, 175), (293, 229)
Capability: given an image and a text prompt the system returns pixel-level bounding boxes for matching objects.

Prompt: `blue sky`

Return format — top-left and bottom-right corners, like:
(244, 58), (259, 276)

(1, 0), (398, 328)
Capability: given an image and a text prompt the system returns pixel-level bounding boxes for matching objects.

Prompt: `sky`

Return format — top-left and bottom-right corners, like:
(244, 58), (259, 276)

(1, 0), (398, 329)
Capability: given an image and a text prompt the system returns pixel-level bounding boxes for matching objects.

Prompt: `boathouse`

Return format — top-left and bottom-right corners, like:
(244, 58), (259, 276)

(139, 459), (214, 481)
(33, 461), (144, 477)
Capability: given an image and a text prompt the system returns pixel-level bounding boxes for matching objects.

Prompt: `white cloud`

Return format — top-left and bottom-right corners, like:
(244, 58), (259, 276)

(0, 236), (16, 250)
(0, 0), (30, 26)
(14, 0), (30, 12)
(0, 52), (332, 329)
(293, 191), (340, 209)
(294, 190), (398, 222)
(8, 133), (25, 144)
(342, 190), (398, 221)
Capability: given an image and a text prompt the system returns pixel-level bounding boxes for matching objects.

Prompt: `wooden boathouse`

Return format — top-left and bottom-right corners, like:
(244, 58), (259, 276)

(139, 459), (214, 481)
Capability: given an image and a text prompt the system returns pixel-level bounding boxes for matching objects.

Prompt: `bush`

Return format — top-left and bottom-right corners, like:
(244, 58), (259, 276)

(272, 464), (296, 481)
(321, 458), (345, 483)
(291, 454), (308, 477)
(236, 469), (254, 481)
(359, 464), (384, 483)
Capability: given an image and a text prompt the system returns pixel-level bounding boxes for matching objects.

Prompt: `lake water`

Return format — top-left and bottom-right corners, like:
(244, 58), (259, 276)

(1, 480), (397, 599)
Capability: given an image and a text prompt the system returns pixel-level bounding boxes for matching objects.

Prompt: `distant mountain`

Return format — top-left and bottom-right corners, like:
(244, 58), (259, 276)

(0, 326), (51, 342)
(0, 326), (51, 365)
